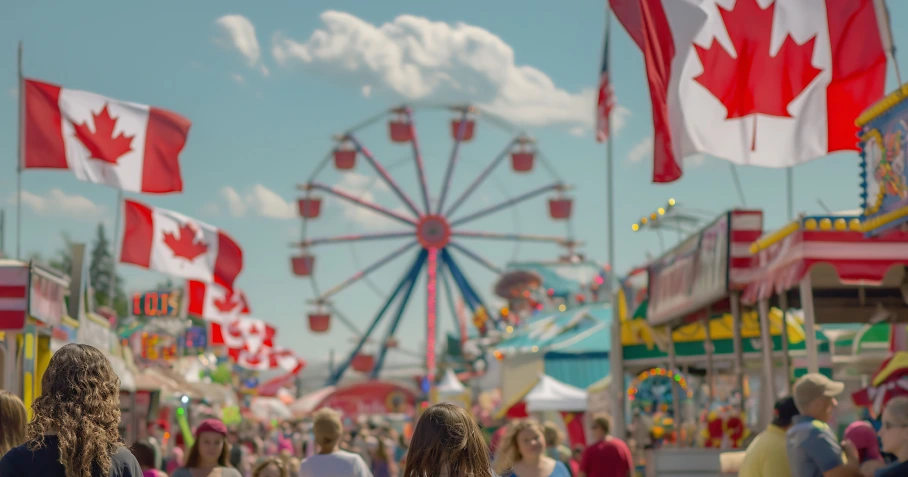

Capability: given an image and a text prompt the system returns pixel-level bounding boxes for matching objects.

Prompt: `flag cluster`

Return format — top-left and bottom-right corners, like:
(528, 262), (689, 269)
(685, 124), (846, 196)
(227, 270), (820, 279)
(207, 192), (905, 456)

(21, 78), (303, 373)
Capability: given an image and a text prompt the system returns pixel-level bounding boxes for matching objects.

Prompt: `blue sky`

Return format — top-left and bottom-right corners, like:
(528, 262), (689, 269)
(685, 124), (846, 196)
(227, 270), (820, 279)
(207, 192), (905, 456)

(2, 0), (905, 366)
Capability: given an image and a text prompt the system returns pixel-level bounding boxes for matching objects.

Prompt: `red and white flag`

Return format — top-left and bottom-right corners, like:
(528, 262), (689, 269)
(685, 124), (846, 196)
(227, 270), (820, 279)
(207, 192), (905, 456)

(119, 200), (243, 289)
(22, 79), (191, 193)
(610, 0), (887, 183)
(187, 280), (250, 322)
(230, 346), (304, 373)
(596, 13), (616, 143)
(0, 266), (29, 331)
(211, 316), (275, 353)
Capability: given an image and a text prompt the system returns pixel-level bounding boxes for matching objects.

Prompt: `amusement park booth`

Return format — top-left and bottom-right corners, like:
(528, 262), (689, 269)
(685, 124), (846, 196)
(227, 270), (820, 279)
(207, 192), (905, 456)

(493, 305), (611, 411)
(497, 374), (590, 447)
(0, 259), (70, 417)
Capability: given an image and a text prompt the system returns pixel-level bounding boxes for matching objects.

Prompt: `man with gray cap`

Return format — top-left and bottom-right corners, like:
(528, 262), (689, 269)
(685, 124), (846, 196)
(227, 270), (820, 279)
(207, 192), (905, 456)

(786, 373), (861, 477)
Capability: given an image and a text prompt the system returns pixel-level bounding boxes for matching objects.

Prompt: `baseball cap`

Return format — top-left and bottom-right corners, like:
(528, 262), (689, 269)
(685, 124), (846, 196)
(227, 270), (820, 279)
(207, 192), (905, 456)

(793, 373), (845, 413)
(772, 397), (800, 427)
(195, 418), (228, 437)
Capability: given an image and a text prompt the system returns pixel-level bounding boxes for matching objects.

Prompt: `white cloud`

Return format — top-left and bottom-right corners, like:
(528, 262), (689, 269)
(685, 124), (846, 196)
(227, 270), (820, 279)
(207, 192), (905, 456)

(214, 14), (270, 76)
(361, 85), (372, 98)
(231, 73), (246, 85)
(332, 173), (405, 230)
(568, 126), (585, 137)
(271, 11), (628, 130)
(628, 137), (654, 164)
(18, 189), (104, 220)
(219, 185), (295, 219)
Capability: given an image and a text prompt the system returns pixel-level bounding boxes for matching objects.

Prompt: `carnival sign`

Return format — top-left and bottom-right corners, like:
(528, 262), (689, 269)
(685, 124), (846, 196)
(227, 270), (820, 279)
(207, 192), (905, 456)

(858, 92), (908, 235)
(29, 266), (68, 328)
(131, 288), (184, 318)
(647, 214), (730, 326)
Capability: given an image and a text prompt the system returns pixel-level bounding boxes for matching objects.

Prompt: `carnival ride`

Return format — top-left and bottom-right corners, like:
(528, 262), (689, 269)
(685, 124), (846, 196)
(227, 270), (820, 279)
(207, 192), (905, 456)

(291, 104), (578, 385)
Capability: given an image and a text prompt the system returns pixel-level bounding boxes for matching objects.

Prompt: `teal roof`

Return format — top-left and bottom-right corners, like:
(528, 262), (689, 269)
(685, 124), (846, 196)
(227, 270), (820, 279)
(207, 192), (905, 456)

(496, 305), (612, 356)
(544, 352), (609, 389)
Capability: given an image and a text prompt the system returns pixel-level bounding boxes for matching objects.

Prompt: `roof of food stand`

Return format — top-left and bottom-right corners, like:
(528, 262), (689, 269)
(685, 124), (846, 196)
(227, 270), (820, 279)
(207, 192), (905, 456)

(494, 305), (611, 356)
(743, 213), (908, 305)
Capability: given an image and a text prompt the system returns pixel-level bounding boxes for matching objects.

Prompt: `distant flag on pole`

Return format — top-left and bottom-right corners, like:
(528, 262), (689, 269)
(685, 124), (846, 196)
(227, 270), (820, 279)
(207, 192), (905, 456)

(596, 12), (615, 143)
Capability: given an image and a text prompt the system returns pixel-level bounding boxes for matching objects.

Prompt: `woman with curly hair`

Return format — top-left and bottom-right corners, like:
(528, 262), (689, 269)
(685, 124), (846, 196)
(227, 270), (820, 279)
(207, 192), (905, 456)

(493, 420), (570, 477)
(0, 390), (27, 458)
(0, 343), (143, 477)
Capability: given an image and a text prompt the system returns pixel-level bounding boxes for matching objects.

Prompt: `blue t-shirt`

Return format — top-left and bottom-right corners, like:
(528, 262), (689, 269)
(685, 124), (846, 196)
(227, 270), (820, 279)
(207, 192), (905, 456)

(786, 415), (843, 477)
(511, 461), (571, 477)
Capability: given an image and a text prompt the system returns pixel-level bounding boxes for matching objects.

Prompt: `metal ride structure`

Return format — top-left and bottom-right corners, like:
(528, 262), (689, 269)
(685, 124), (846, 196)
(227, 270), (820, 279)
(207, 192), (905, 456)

(291, 104), (578, 386)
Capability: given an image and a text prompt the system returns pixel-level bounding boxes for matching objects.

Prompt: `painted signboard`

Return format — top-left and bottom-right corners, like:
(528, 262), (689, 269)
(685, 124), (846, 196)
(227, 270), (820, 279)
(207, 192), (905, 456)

(29, 266), (68, 328)
(131, 288), (185, 318)
(858, 89), (908, 235)
(646, 214), (729, 326)
(315, 381), (417, 418)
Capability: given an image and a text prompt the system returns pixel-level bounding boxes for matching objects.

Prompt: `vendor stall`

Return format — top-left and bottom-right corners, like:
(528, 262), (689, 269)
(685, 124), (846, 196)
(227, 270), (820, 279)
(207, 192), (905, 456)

(498, 374), (589, 447)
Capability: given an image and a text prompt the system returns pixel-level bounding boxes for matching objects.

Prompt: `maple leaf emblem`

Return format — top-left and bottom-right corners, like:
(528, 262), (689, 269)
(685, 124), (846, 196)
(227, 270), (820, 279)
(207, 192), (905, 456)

(162, 223), (209, 261)
(693, 0), (822, 124)
(213, 290), (242, 313)
(73, 104), (135, 164)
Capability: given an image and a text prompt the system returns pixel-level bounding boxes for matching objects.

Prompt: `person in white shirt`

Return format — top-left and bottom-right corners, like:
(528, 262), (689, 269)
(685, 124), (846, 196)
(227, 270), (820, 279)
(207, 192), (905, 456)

(299, 408), (373, 477)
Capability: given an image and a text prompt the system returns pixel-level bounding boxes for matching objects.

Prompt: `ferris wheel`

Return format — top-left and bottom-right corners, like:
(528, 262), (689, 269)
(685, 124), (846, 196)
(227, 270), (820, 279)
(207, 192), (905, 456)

(291, 104), (578, 385)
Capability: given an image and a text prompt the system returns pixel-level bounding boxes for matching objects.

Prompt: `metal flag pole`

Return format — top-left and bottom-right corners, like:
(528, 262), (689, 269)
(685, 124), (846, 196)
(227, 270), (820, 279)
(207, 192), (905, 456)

(878, 0), (902, 84)
(16, 41), (24, 260)
(106, 190), (124, 310)
(786, 168), (794, 221)
(602, 8), (626, 442)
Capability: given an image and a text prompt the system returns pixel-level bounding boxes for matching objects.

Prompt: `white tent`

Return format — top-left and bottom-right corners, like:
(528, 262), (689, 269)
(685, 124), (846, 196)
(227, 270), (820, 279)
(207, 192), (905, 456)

(525, 375), (587, 412)
(436, 369), (466, 395)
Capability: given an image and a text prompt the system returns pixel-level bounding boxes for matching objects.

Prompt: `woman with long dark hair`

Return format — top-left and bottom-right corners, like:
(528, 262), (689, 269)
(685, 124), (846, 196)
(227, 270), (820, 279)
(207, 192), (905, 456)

(0, 343), (143, 477)
(403, 403), (493, 477)
(171, 419), (241, 477)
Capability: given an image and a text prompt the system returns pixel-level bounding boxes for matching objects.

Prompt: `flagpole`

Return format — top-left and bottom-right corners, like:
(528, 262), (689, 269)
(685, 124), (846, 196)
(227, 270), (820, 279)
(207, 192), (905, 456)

(107, 190), (124, 312)
(786, 167), (794, 220)
(603, 8), (626, 443)
(16, 41), (24, 260)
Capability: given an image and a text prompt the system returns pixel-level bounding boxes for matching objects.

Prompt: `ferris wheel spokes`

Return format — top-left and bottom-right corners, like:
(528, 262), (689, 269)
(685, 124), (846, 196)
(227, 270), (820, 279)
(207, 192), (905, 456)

(435, 107), (472, 214)
(296, 230), (414, 248)
(447, 242), (503, 275)
(302, 182), (418, 226)
(316, 240), (419, 301)
(327, 249), (428, 385)
(450, 182), (566, 227)
(399, 108), (432, 213)
(370, 253), (423, 380)
(346, 135), (423, 217)
(441, 249), (495, 328)
(444, 136), (519, 218)
(451, 230), (575, 245)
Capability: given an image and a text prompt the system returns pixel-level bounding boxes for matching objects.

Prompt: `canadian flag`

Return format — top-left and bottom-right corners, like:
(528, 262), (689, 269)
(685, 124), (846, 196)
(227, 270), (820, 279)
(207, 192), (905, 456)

(22, 79), (191, 193)
(187, 280), (250, 322)
(610, 0), (887, 182)
(230, 346), (304, 373)
(211, 316), (276, 353)
(119, 200), (243, 290)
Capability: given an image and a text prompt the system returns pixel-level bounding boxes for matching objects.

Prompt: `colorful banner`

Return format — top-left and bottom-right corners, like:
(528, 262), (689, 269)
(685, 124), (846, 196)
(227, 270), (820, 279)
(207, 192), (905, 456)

(858, 93), (908, 235)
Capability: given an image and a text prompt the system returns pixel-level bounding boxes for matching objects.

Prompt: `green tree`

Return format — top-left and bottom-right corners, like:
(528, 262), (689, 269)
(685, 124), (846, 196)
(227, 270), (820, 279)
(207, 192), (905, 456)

(90, 223), (127, 317)
(48, 233), (74, 275)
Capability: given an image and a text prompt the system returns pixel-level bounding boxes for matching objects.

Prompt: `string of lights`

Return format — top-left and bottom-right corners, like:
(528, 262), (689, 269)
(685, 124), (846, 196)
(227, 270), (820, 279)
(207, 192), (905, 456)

(631, 198), (677, 232)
